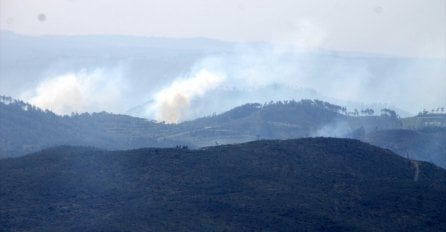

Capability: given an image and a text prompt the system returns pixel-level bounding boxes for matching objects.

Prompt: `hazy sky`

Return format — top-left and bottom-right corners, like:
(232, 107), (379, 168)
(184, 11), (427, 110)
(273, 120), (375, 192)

(1, 0), (445, 58)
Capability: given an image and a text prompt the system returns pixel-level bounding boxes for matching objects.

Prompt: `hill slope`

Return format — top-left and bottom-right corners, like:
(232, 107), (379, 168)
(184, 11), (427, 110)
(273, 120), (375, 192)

(0, 96), (186, 157)
(2, 96), (443, 169)
(1, 138), (445, 231)
(1, 97), (402, 158)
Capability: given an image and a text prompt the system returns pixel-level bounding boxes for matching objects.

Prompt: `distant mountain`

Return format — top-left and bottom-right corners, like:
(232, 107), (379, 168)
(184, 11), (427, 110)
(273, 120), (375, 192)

(0, 30), (233, 100)
(1, 138), (445, 231)
(2, 30), (442, 118)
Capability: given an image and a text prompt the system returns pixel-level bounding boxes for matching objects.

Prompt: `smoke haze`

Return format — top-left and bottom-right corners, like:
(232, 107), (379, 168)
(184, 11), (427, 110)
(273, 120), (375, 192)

(21, 68), (128, 115)
(1, 31), (444, 122)
(140, 45), (445, 122)
(149, 69), (225, 123)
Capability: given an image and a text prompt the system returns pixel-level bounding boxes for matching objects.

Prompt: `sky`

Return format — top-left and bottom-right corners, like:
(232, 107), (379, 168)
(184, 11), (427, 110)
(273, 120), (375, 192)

(1, 0), (445, 58)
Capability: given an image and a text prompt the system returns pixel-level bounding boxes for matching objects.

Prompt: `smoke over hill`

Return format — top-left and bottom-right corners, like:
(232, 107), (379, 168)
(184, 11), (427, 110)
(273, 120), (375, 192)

(1, 31), (444, 122)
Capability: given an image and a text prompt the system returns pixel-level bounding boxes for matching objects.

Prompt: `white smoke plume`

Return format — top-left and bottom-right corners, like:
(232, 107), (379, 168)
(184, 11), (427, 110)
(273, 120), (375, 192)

(144, 43), (445, 122)
(310, 120), (352, 138)
(12, 19), (444, 122)
(21, 68), (127, 115)
(148, 69), (226, 123)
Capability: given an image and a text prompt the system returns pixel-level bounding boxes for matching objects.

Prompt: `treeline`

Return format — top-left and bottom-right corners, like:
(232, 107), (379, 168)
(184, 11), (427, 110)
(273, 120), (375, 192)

(223, 99), (398, 118)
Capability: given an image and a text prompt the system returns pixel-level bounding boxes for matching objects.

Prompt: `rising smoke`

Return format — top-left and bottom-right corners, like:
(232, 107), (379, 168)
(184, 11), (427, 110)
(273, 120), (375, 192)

(20, 45), (445, 123)
(145, 45), (445, 123)
(148, 69), (225, 123)
(16, 20), (445, 122)
(21, 68), (128, 115)
(142, 20), (444, 123)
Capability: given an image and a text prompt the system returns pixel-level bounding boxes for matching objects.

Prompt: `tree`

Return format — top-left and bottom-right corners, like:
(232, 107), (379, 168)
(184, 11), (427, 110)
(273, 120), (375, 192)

(381, 108), (397, 119)
(361, 108), (374, 116)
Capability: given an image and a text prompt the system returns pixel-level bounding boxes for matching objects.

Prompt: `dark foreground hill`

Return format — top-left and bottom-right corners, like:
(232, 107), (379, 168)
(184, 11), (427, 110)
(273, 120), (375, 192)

(1, 138), (445, 231)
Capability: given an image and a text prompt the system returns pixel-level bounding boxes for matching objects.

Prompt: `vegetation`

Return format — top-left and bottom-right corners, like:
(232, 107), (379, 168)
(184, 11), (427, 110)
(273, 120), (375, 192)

(0, 96), (186, 157)
(1, 96), (444, 169)
(1, 138), (445, 231)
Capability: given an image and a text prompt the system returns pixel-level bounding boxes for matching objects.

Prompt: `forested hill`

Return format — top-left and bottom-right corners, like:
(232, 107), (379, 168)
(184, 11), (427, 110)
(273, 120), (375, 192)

(0, 96), (184, 157)
(0, 96), (402, 158)
(1, 138), (445, 231)
(175, 99), (401, 144)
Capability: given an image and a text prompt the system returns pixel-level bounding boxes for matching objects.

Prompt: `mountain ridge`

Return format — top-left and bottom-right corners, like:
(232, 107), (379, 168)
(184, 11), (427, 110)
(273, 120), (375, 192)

(1, 95), (445, 169)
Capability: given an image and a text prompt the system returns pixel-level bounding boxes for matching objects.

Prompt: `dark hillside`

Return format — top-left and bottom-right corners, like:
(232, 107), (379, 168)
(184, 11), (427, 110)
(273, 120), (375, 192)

(1, 138), (445, 231)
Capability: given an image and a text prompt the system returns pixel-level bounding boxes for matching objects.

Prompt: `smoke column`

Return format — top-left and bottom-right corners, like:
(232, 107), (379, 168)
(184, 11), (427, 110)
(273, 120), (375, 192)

(22, 68), (127, 115)
(149, 69), (226, 123)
